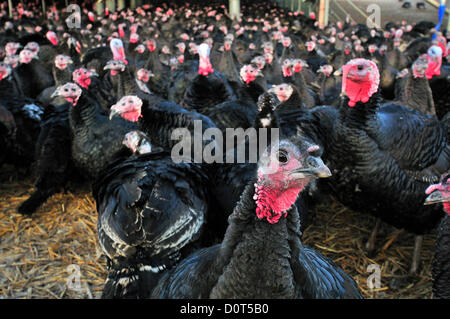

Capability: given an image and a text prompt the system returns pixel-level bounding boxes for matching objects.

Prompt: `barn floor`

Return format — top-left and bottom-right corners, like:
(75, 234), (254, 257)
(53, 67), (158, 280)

(0, 166), (435, 299)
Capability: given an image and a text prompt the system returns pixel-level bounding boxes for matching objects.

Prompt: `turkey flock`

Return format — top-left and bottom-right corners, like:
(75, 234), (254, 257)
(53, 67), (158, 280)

(0, 0), (449, 299)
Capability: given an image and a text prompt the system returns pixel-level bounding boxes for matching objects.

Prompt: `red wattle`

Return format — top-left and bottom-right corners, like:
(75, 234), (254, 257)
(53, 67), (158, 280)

(437, 42), (447, 57)
(444, 202), (450, 215)
(342, 59), (380, 107)
(198, 55), (214, 76)
(344, 80), (373, 107)
(425, 59), (441, 79)
(282, 67), (292, 78)
(254, 183), (303, 224)
(122, 111), (141, 122)
(293, 65), (302, 73)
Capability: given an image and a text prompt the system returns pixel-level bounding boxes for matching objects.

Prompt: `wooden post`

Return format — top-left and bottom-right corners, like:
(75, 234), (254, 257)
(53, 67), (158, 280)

(229, 0), (240, 20)
(42, 0), (46, 16)
(318, 0), (325, 28)
(117, 0), (125, 11)
(324, 0), (329, 26)
(8, 0), (12, 18)
(96, 0), (104, 15)
(106, 0), (115, 12)
(447, 0), (450, 33)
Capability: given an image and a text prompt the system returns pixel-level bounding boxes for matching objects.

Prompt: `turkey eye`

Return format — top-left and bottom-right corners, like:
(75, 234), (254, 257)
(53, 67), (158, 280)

(307, 156), (319, 168)
(277, 150), (289, 164)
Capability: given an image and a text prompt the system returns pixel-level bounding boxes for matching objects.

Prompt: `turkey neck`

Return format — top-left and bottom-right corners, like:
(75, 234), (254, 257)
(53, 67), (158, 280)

(218, 49), (240, 83)
(144, 50), (164, 73)
(209, 180), (299, 298)
(339, 94), (380, 128)
(433, 214), (450, 299)
(117, 67), (139, 97)
(69, 92), (97, 134)
(138, 105), (179, 150)
(230, 81), (256, 107)
(246, 76), (267, 103)
(0, 76), (22, 105)
(292, 71), (311, 101)
(399, 74), (435, 115)
(276, 90), (307, 128)
(52, 66), (71, 87)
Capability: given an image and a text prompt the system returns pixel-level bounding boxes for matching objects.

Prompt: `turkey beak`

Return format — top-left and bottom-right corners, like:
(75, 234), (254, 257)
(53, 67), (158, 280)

(51, 89), (61, 98)
(424, 189), (449, 205)
(333, 68), (342, 76)
(267, 87), (276, 94)
(90, 70), (99, 77)
(291, 156), (332, 179)
(109, 107), (123, 120)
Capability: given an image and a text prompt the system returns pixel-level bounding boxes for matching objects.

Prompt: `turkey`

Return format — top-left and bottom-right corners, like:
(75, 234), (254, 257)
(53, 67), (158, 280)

(151, 134), (362, 298)
(51, 83), (139, 180)
(13, 47), (54, 99)
(0, 61), (43, 171)
(140, 38), (171, 99)
(321, 58), (448, 273)
(0, 104), (16, 169)
(93, 150), (210, 299)
(17, 102), (76, 215)
(181, 43), (234, 114)
(36, 54), (74, 107)
(315, 64), (341, 106)
(424, 174), (450, 299)
(393, 53), (436, 115)
(199, 64), (266, 137)
(281, 58), (317, 109)
(427, 44), (449, 119)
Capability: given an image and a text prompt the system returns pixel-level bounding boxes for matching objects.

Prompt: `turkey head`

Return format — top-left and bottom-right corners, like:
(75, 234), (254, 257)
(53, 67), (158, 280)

(51, 82), (82, 106)
(109, 95), (143, 122)
(425, 173), (450, 215)
(342, 58), (380, 107)
(254, 138), (331, 224)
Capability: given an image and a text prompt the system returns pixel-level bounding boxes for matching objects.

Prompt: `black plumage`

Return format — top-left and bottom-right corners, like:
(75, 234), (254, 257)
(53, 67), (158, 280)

(68, 86), (138, 179)
(433, 214), (450, 298)
(93, 151), (210, 298)
(325, 94), (446, 234)
(151, 137), (361, 299)
(18, 103), (78, 215)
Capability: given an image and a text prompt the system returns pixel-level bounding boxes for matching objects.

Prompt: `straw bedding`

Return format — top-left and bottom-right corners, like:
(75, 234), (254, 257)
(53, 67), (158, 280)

(0, 166), (434, 299)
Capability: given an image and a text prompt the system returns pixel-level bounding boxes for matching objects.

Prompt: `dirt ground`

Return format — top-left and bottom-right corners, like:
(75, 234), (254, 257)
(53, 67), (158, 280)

(0, 166), (436, 299)
(331, 0), (448, 28)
